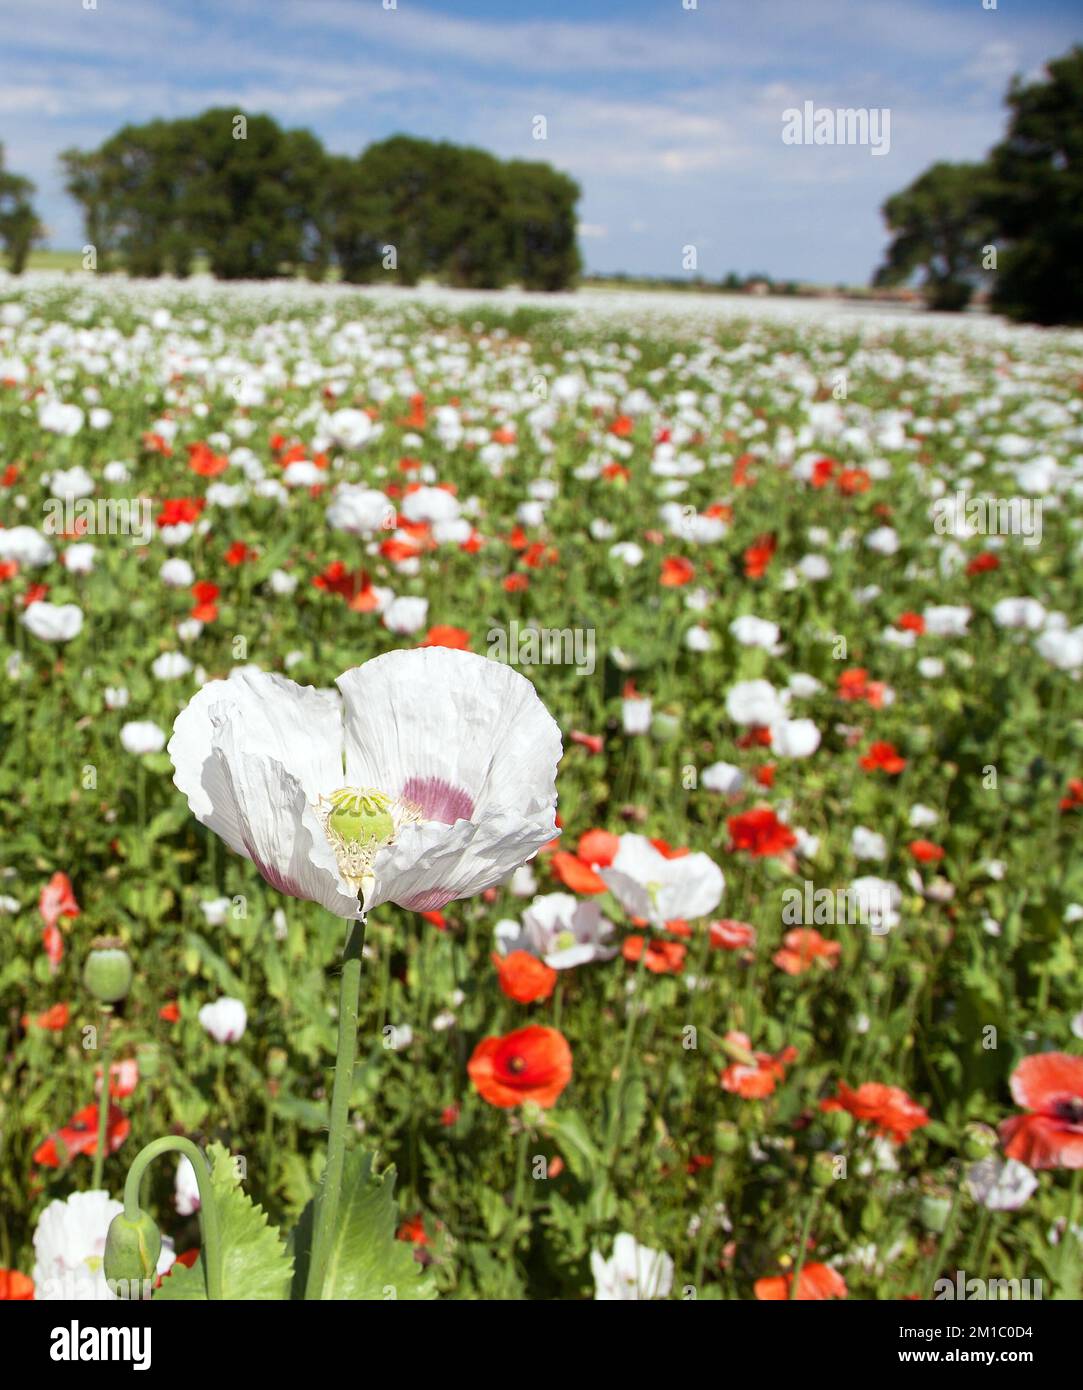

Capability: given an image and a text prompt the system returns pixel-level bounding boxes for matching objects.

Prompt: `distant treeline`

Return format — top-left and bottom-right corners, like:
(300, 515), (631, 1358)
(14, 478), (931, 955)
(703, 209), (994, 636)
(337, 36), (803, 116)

(56, 111), (581, 289)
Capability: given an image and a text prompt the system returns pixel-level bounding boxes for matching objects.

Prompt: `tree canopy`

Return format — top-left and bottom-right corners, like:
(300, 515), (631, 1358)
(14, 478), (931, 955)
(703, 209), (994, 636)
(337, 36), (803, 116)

(59, 115), (581, 289)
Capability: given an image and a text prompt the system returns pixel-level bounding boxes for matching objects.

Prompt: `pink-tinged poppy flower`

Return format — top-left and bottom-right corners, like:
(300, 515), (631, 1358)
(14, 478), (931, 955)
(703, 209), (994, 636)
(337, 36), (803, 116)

(169, 649), (561, 917)
(39, 872), (80, 932)
(600, 834), (723, 927)
(773, 929), (841, 975)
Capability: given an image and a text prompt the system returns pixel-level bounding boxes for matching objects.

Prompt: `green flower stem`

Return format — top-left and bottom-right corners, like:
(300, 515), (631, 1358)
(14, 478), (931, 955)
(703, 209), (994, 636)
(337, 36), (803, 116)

(91, 1010), (113, 1191)
(304, 914), (366, 1300)
(789, 1188), (822, 1299)
(1058, 1168), (1082, 1295)
(122, 1136), (222, 1299)
(502, 1126), (531, 1297)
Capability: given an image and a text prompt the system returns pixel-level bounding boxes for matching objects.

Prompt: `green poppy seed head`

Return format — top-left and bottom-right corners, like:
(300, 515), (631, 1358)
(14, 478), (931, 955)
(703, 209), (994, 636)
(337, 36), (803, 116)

(326, 787), (395, 850)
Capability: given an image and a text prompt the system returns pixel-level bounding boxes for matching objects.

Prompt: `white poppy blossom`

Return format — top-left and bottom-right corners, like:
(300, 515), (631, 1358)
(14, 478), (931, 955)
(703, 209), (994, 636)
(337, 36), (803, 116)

(497, 892), (618, 969)
(169, 649), (561, 917)
(22, 601), (84, 643)
(33, 1190), (174, 1300)
(198, 996), (247, 1043)
(601, 834), (723, 926)
(591, 1232), (674, 1300)
(120, 721), (167, 755)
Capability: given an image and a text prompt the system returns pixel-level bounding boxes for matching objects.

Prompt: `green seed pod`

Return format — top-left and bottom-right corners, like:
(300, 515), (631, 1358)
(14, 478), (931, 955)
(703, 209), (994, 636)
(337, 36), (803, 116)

(919, 1193), (952, 1234)
(715, 1121), (741, 1155)
(650, 712), (681, 744)
(962, 1122), (998, 1161)
(103, 1211), (161, 1296)
(811, 1151), (838, 1188)
(267, 1046), (288, 1079)
(135, 1041), (161, 1081)
(83, 938), (132, 1005)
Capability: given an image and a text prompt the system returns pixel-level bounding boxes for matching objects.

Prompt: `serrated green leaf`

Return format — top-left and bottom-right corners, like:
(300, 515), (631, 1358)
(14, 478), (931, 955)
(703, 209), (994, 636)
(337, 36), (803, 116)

(156, 1142), (292, 1300)
(289, 1150), (435, 1300)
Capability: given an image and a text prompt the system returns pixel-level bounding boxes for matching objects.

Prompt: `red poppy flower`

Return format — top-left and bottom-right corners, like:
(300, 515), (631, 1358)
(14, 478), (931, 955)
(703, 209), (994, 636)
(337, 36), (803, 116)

(550, 829), (618, 894)
(909, 839), (944, 863)
(820, 1081), (929, 1143)
(0, 1269), (33, 1300)
(660, 556), (695, 587)
(810, 458), (835, 488)
(773, 929), (841, 976)
(33, 1102), (130, 1168)
(159, 1001), (180, 1023)
(999, 1053), (1083, 1169)
(966, 551), (1000, 576)
(1059, 779), (1083, 813)
(837, 468), (870, 495)
(709, 919), (756, 951)
(420, 625), (471, 650)
(754, 1263), (848, 1301)
(727, 808), (797, 857)
(21, 1002), (69, 1031)
(468, 1025), (572, 1109)
(743, 533), (776, 579)
(569, 730), (604, 755)
(859, 741), (907, 775)
(157, 498), (204, 528)
(896, 612), (925, 634)
(503, 573), (529, 593)
(225, 541), (257, 567)
(720, 1031), (798, 1098)
(187, 442), (229, 478)
(396, 1215), (431, 1246)
(492, 950), (558, 1004)
(622, 935), (687, 974)
(39, 872), (79, 932)
(191, 580), (220, 623)
(836, 667), (888, 708)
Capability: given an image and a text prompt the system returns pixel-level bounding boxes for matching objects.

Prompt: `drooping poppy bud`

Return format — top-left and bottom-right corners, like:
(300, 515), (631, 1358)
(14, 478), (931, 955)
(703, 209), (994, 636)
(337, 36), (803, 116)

(104, 1210), (161, 1298)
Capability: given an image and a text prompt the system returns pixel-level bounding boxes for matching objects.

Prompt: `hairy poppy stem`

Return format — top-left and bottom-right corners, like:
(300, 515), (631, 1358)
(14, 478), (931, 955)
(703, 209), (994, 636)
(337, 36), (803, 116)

(90, 1010), (112, 1191)
(305, 914), (366, 1300)
(1058, 1169), (1082, 1295)
(122, 1136), (222, 1299)
(789, 1188), (822, 1299)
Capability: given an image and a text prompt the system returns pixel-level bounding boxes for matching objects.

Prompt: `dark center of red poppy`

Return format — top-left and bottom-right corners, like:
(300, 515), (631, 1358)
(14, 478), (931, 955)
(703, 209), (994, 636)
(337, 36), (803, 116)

(506, 1055), (527, 1075)
(1053, 1096), (1083, 1125)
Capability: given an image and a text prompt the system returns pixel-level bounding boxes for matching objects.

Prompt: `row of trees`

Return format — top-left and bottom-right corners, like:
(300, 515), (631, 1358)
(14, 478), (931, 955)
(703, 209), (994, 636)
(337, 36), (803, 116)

(57, 114), (581, 289)
(876, 45), (1083, 325)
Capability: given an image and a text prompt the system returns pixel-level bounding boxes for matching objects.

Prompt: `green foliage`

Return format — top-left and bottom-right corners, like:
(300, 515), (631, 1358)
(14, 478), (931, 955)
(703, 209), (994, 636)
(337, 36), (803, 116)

(155, 1143), (293, 1300)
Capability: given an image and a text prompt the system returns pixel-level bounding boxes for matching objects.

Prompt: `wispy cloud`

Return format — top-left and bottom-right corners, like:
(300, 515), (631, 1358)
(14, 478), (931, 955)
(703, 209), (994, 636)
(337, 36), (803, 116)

(1, 0), (1078, 282)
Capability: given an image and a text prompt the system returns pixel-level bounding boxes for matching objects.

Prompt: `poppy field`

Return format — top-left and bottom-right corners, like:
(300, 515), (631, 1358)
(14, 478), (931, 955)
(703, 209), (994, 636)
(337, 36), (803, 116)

(2, 277), (1082, 1303)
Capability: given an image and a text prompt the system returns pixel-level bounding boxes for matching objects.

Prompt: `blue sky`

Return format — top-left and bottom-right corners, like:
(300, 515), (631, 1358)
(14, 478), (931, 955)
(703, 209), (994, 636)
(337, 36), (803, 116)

(2, 0), (1080, 283)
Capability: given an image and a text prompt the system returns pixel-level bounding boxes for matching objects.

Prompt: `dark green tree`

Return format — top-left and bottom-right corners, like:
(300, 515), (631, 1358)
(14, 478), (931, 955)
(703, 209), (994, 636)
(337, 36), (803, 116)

(874, 161), (995, 310)
(0, 146), (43, 274)
(503, 160), (581, 290)
(983, 45), (1083, 325)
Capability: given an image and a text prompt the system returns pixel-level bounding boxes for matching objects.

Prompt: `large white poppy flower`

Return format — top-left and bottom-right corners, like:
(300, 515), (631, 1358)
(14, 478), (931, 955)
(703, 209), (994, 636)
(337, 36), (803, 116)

(33, 1190), (174, 1300)
(600, 834), (723, 926)
(169, 648), (561, 918)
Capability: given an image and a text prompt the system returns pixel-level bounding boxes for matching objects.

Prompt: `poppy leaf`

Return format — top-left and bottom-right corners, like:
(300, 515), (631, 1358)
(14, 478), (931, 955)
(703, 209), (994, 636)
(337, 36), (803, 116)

(155, 1142), (292, 1300)
(287, 1149), (436, 1300)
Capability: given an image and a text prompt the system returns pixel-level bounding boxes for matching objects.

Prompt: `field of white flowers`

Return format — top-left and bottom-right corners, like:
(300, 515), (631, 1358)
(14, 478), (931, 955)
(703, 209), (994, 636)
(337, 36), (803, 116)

(2, 273), (1082, 1303)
